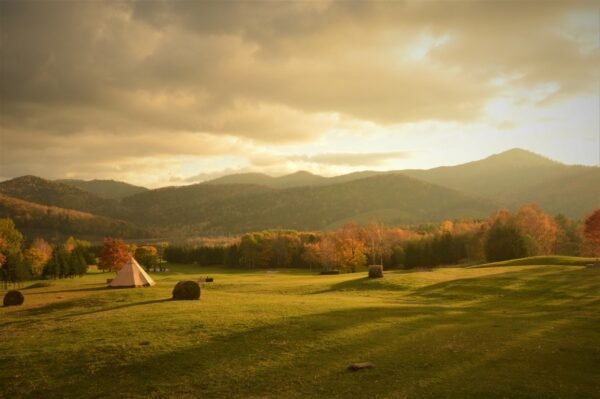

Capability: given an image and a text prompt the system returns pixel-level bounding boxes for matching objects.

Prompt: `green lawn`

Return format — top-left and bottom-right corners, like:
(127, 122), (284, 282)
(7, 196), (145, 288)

(1, 259), (599, 398)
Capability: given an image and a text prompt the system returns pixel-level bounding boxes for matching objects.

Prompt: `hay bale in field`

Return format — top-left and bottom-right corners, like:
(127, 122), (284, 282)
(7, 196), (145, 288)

(368, 265), (384, 278)
(3, 290), (24, 307)
(172, 280), (201, 300)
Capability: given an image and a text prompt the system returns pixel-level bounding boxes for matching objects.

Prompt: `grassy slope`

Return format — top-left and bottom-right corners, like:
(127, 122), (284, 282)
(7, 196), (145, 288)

(1, 261), (599, 399)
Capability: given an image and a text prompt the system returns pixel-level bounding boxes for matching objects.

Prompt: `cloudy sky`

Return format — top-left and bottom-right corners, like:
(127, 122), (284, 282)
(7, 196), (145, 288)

(0, 1), (598, 187)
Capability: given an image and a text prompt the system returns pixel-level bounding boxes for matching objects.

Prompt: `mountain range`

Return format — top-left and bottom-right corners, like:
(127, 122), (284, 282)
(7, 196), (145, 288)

(0, 148), (597, 241)
(56, 179), (148, 199)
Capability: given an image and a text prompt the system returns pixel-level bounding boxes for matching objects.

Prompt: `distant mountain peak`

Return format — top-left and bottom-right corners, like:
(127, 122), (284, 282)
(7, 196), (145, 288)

(486, 148), (561, 165)
(285, 170), (316, 176)
(55, 178), (148, 199)
(278, 170), (320, 179)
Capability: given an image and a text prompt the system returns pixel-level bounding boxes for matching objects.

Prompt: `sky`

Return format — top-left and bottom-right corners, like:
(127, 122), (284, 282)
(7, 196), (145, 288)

(0, 0), (598, 188)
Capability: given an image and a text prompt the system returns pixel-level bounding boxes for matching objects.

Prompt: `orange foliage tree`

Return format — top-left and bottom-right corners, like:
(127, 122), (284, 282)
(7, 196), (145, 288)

(318, 234), (339, 271)
(301, 242), (321, 271)
(24, 238), (53, 277)
(583, 209), (600, 256)
(515, 204), (558, 255)
(335, 224), (367, 272)
(98, 238), (131, 272)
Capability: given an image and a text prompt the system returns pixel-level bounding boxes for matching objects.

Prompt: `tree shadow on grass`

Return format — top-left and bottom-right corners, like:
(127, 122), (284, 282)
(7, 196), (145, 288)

(313, 276), (410, 294)
(59, 298), (172, 319)
(1, 297), (172, 329)
(23, 285), (111, 296)
(413, 266), (600, 307)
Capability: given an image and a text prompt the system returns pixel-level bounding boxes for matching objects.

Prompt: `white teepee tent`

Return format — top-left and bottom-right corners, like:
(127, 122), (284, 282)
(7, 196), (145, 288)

(109, 257), (155, 288)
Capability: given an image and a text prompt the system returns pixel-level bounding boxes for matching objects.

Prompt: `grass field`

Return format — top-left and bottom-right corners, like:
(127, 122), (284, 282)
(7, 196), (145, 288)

(1, 258), (599, 398)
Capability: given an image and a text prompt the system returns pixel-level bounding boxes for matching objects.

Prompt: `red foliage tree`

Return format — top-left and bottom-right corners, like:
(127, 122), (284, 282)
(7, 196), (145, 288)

(98, 238), (131, 272)
(583, 209), (600, 256)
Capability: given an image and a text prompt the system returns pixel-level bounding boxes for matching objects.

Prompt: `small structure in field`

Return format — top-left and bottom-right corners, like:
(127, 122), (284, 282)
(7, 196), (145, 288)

(3, 290), (24, 307)
(109, 257), (155, 288)
(198, 277), (214, 283)
(173, 281), (201, 300)
(368, 265), (384, 278)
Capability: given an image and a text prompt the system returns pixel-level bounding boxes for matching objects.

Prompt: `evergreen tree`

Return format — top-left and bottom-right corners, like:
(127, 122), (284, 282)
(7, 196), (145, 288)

(71, 247), (88, 276)
(484, 222), (529, 262)
(44, 247), (70, 279)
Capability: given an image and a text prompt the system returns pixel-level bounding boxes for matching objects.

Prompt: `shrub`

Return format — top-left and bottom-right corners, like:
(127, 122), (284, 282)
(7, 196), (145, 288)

(3, 290), (24, 307)
(368, 265), (384, 278)
(172, 281), (201, 300)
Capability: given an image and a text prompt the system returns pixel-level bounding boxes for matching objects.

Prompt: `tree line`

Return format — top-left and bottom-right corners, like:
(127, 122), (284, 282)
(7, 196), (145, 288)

(163, 205), (600, 271)
(0, 219), (96, 288)
(2, 205), (598, 285)
(0, 221), (165, 288)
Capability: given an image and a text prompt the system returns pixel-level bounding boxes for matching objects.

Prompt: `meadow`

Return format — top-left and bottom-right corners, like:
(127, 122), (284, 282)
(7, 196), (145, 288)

(1, 257), (599, 399)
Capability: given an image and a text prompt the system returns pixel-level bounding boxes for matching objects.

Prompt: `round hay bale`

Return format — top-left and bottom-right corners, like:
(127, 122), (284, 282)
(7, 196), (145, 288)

(368, 265), (384, 278)
(172, 280), (201, 300)
(3, 290), (24, 307)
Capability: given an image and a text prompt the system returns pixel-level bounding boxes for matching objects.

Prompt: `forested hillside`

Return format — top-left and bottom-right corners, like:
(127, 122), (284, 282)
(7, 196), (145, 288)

(56, 179), (148, 199)
(207, 171), (328, 188)
(0, 176), (126, 218)
(0, 193), (153, 241)
(205, 149), (599, 218)
(125, 174), (495, 235)
(400, 149), (598, 217)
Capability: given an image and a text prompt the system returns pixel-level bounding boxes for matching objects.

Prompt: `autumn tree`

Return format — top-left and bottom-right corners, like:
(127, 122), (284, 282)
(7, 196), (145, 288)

(0, 218), (28, 288)
(491, 209), (513, 225)
(337, 236), (367, 272)
(318, 234), (339, 271)
(301, 242), (321, 272)
(98, 238), (131, 272)
(515, 204), (558, 255)
(583, 209), (600, 256)
(364, 222), (383, 265)
(554, 214), (582, 256)
(334, 224), (367, 272)
(24, 238), (53, 277)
